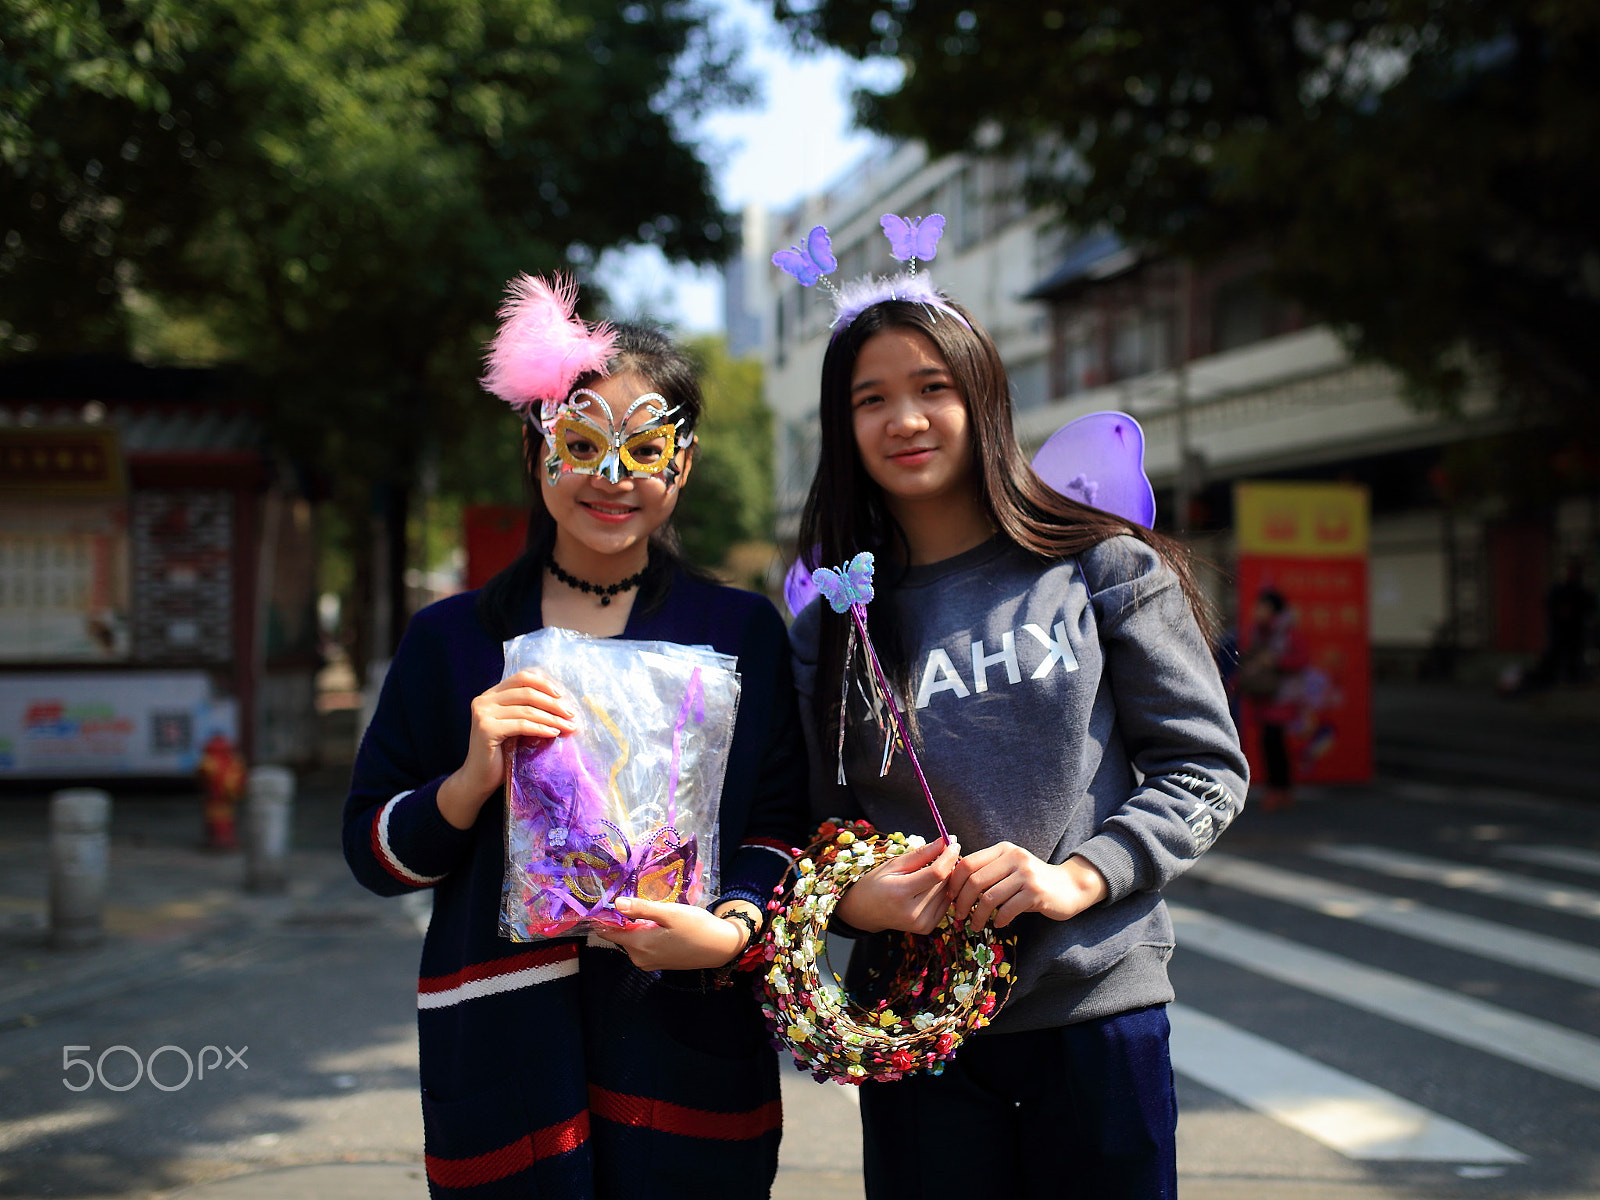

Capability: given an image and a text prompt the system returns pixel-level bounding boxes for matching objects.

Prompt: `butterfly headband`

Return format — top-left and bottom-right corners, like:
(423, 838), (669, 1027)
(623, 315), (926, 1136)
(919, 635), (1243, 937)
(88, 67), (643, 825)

(772, 213), (970, 336)
(481, 272), (692, 487)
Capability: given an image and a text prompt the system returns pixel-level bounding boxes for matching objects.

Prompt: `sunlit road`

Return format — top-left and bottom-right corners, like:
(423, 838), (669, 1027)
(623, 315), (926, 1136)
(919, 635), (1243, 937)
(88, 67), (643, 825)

(1166, 779), (1600, 1200)
(2, 777), (1597, 1199)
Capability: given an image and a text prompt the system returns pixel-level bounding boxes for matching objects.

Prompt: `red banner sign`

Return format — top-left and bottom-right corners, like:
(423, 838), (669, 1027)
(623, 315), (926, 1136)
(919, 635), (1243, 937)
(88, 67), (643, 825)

(1234, 482), (1372, 785)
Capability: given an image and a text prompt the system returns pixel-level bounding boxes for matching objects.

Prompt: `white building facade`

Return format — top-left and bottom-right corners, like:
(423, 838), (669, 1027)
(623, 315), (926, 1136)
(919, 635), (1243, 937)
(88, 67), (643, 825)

(737, 144), (1596, 678)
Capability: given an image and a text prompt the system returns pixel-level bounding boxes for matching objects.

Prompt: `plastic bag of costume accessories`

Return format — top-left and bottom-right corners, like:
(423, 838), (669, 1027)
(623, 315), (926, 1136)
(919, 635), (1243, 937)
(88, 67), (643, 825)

(498, 627), (741, 942)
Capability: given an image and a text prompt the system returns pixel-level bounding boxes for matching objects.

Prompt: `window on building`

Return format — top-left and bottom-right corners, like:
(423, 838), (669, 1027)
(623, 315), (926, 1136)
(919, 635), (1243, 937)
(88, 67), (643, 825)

(936, 172), (964, 250)
(1059, 313), (1102, 396)
(1109, 307), (1173, 380)
(959, 166), (984, 249)
(988, 155), (1029, 233)
(837, 238), (869, 286)
(1009, 357), (1050, 411)
(1209, 278), (1273, 356)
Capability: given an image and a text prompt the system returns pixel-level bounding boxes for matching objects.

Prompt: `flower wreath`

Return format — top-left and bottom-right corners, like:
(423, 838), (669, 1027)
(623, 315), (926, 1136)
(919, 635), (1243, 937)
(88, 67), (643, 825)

(750, 818), (1014, 1085)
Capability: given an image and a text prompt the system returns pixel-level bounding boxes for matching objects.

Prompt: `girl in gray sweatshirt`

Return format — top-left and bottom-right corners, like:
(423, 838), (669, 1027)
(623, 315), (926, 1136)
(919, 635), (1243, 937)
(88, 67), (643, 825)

(790, 296), (1248, 1200)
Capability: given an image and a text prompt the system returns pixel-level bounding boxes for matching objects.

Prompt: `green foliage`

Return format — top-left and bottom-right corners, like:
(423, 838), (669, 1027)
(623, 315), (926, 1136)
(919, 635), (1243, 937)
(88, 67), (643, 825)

(3, 0), (749, 655)
(2, 0), (744, 455)
(776, 0), (1600, 436)
(674, 335), (774, 570)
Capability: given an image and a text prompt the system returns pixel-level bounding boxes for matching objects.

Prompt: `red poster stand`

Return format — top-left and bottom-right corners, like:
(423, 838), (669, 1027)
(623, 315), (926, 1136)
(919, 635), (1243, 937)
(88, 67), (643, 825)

(1234, 482), (1372, 784)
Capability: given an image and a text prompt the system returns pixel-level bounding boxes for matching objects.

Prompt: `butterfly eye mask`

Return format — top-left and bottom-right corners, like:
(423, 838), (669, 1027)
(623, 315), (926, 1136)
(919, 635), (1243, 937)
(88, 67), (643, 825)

(772, 212), (970, 338)
(542, 387), (692, 487)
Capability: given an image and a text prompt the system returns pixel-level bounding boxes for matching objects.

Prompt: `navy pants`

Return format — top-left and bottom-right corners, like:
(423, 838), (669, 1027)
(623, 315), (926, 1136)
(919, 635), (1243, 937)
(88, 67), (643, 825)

(859, 1005), (1177, 1200)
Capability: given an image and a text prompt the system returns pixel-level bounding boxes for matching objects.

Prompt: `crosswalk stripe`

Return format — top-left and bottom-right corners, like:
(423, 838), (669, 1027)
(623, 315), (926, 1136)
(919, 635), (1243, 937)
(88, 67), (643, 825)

(1497, 845), (1600, 877)
(1188, 853), (1600, 988)
(1170, 905), (1600, 1093)
(1311, 845), (1600, 919)
(1169, 1004), (1524, 1163)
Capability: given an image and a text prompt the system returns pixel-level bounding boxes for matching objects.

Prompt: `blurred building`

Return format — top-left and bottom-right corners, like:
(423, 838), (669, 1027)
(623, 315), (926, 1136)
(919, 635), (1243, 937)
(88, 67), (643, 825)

(0, 359), (320, 779)
(739, 146), (1597, 680)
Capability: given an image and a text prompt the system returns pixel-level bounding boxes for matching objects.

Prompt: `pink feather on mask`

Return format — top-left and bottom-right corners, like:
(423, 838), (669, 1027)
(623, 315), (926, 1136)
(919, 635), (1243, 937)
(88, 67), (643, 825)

(480, 273), (616, 416)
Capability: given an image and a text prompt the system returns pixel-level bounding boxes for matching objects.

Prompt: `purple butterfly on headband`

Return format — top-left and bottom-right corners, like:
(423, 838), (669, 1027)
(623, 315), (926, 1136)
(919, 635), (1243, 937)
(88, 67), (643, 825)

(880, 213), (945, 263)
(812, 551), (875, 613)
(772, 225), (838, 287)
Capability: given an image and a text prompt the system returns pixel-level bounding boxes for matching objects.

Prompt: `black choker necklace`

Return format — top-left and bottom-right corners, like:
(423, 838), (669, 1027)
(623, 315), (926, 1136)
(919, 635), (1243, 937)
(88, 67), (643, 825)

(547, 557), (648, 606)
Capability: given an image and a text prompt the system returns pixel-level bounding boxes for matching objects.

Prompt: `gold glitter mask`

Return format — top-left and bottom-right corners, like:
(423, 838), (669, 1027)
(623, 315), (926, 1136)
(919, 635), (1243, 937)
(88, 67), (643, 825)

(541, 389), (690, 486)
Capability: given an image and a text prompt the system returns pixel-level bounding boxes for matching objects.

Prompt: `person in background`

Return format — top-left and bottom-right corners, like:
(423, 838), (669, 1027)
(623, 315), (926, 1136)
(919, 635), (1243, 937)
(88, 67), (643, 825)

(1236, 588), (1308, 811)
(1539, 557), (1596, 685)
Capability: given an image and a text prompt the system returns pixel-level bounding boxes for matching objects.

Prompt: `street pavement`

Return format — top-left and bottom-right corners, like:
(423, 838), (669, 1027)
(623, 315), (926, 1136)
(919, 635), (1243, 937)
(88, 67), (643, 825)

(0, 682), (1596, 1199)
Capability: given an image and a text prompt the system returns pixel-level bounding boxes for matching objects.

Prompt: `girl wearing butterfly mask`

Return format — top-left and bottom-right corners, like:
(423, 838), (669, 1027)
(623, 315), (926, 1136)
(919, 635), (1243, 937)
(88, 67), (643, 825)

(783, 218), (1248, 1200)
(343, 276), (807, 1200)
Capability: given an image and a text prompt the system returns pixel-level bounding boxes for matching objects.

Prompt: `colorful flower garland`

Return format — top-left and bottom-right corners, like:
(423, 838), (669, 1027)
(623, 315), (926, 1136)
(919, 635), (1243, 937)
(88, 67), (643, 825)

(750, 819), (1014, 1085)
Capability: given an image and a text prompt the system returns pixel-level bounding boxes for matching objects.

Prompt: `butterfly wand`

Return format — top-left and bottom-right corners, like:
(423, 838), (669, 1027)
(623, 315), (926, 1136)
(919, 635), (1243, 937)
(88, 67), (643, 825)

(813, 552), (951, 847)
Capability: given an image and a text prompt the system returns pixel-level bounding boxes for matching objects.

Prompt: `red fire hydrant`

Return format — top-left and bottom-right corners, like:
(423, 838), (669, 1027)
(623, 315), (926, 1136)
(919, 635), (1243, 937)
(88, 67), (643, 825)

(198, 733), (245, 850)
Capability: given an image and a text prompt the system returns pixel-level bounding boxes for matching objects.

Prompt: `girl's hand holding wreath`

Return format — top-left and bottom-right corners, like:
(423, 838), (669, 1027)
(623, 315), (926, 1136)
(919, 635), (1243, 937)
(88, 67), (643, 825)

(596, 897), (756, 971)
(834, 835), (961, 935)
(948, 844), (1109, 930)
(438, 668), (579, 830)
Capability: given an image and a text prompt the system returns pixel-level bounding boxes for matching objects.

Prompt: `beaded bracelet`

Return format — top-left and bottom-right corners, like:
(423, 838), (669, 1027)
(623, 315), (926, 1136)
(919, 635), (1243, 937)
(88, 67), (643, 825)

(720, 907), (761, 952)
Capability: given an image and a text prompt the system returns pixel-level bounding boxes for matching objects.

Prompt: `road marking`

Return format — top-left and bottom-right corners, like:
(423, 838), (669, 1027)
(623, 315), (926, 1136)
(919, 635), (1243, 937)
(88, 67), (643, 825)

(1497, 845), (1600, 878)
(1169, 1004), (1524, 1163)
(1170, 905), (1600, 1093)
(1311, 845), (1600, 919)
(1188, 853), (1600, 988)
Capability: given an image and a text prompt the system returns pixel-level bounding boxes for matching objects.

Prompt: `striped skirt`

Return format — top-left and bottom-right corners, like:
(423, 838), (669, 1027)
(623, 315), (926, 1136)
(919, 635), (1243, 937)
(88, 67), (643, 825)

(416, 939), (782, 1198)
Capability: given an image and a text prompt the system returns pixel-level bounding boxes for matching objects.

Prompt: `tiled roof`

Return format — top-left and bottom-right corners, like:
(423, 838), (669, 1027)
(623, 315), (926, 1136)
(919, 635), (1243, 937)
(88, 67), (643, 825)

(0, 358), (260, 455)
(1024, 230), (1138, 299)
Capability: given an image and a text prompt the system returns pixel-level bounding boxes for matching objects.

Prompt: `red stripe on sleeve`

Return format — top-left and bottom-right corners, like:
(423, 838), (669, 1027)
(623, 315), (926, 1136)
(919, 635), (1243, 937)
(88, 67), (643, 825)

(740, 836), (796, 854)
(369, 805), (429, 886)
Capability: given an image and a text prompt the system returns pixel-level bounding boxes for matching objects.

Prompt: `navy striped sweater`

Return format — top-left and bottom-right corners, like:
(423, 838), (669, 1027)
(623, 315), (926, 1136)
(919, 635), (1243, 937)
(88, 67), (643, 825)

(344, 573), (807, 1198)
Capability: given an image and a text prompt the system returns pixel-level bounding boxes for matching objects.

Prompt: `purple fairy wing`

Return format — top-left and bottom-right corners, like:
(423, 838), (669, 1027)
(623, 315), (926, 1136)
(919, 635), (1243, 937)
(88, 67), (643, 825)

(1030, 411), (1156, 527)
(806, 225), (837, 274)
(880, 213), (915, 260)
(784, 554), (821, 618)
(912, 214), (945, 261)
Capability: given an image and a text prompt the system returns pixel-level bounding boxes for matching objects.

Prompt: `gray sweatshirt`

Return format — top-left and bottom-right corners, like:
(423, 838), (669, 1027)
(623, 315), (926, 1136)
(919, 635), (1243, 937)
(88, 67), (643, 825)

(790, 534), (1249, 1033)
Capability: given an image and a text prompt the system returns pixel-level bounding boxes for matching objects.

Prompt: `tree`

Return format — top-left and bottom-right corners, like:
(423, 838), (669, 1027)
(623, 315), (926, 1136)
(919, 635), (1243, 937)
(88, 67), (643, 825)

(676, 335), (773, 572)
(774, 1), (1600, 442)
(2, 0), (747, 669)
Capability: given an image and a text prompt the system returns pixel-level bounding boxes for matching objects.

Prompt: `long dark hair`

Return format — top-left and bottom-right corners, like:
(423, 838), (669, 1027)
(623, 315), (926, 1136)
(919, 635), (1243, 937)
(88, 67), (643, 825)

(477, 322), (713, 640)
(798, 299), (1211, 739)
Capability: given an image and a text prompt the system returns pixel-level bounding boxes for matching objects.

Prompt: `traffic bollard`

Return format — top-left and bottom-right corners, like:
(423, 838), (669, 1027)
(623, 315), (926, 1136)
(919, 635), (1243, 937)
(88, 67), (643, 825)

(244, 766), (294, 892)
(49, 788), (111, 949)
